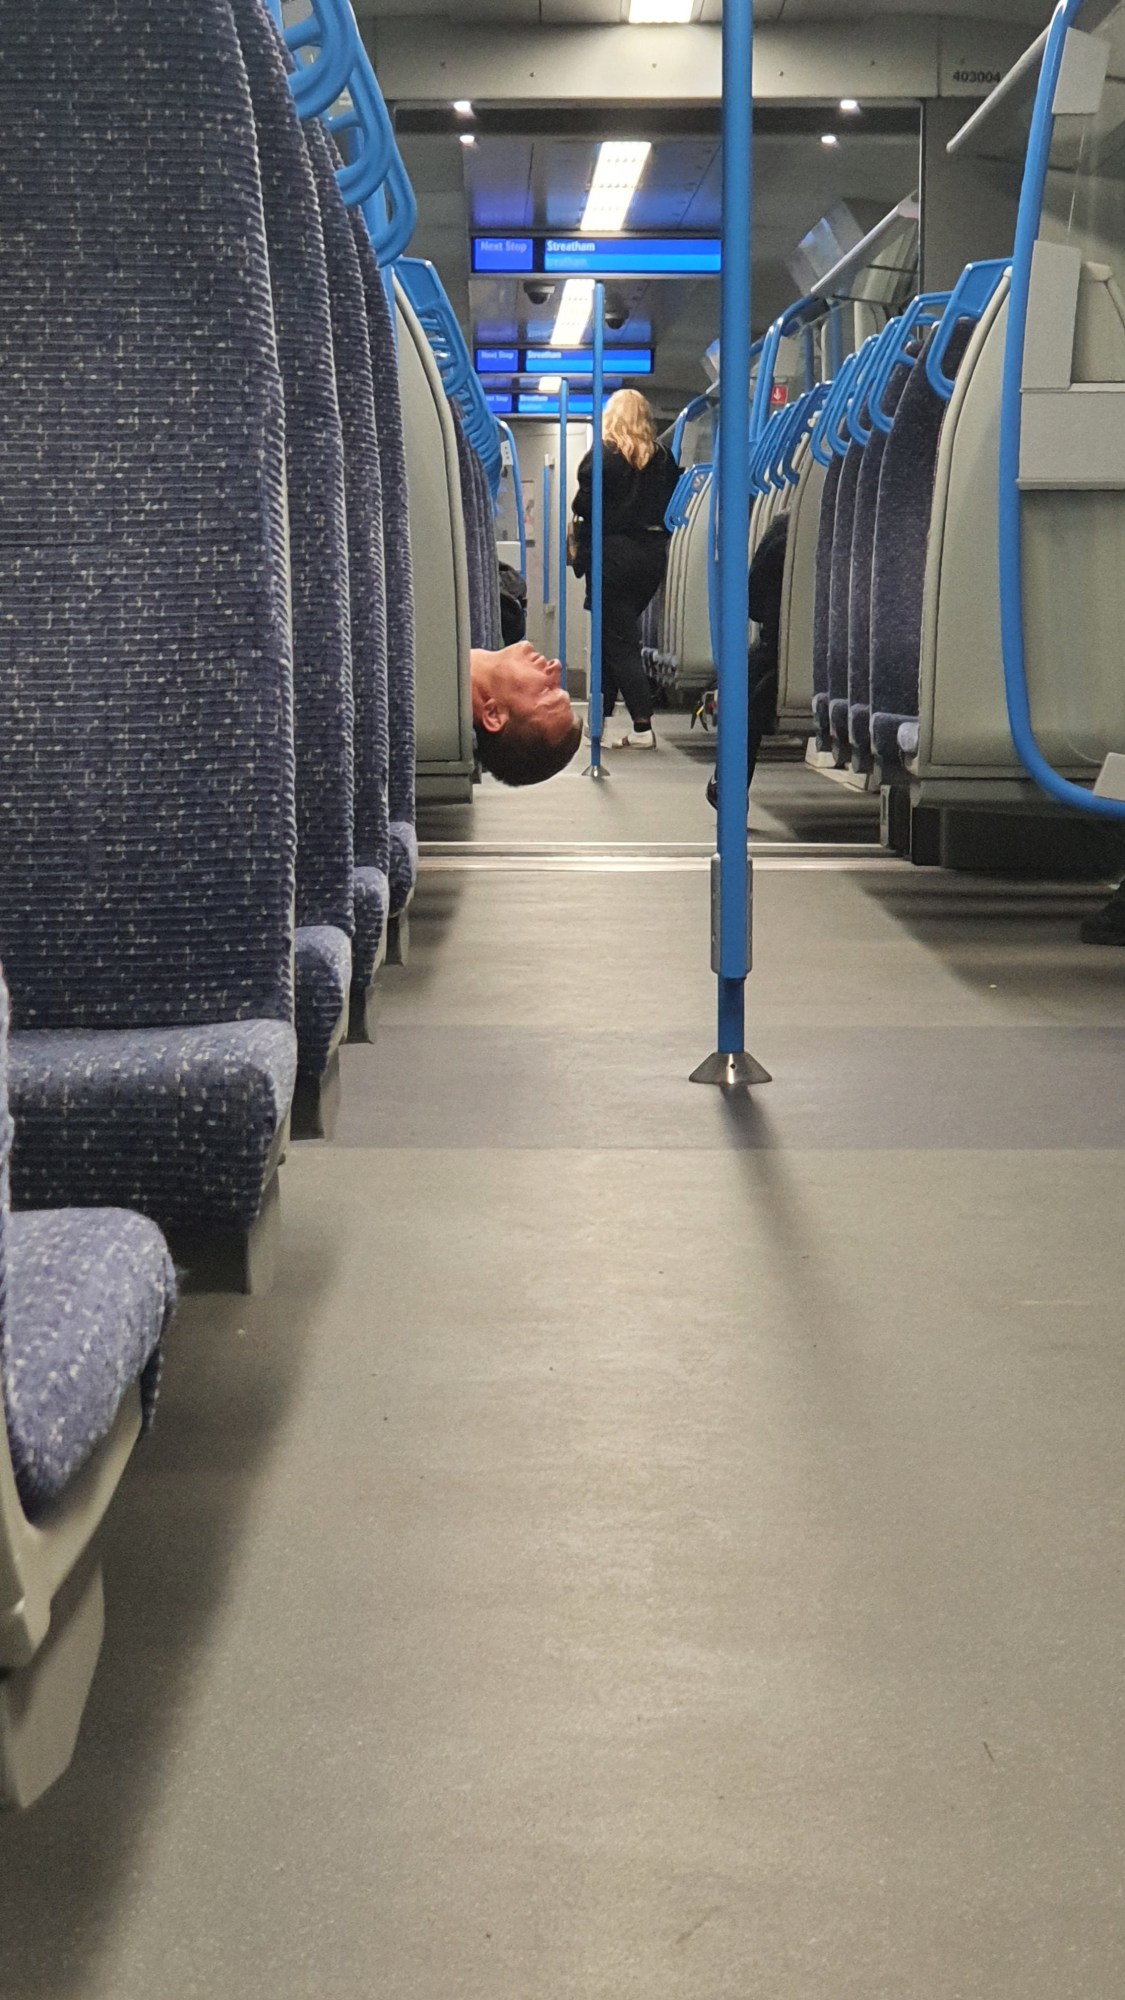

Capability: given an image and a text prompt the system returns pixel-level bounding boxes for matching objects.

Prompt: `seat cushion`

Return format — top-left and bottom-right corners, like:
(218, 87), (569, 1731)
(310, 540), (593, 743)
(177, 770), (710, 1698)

(4, 1207), (176, 1519)
(389, 822), (418, 917)
(8, 1022), (296, 1232)
(353, 867), (390, 994)
(295, 926), (350, 1081)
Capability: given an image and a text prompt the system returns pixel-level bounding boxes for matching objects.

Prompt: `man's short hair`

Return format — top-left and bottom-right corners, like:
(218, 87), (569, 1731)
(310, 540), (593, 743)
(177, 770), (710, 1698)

(475, 716), (583, 788)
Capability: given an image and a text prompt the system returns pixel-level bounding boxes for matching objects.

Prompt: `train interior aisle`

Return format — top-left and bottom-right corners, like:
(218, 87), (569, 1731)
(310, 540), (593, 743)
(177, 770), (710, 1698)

(3, 723), (1125, 1998)
(5, 0), (1125, 1993)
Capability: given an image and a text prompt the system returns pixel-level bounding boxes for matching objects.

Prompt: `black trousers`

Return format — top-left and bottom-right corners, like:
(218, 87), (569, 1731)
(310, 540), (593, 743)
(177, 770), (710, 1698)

(595, 533), (669, 727)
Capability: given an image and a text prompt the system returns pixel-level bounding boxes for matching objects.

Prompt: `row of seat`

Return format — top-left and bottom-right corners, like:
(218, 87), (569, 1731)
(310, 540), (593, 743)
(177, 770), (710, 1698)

(742, 252), (1125, 816)
(0, 0), (505, 1807)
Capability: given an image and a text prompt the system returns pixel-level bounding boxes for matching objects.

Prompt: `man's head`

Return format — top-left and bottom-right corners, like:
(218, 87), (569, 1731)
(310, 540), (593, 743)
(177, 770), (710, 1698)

(471, 642), (583, 787)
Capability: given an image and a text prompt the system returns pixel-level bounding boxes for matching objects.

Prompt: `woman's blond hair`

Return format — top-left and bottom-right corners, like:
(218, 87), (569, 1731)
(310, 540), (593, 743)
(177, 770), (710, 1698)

(603, 388), (658, 470)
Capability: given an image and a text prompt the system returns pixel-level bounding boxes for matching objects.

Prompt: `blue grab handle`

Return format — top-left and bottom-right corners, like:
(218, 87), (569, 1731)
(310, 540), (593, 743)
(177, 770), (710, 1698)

(926, 258), (1010, 400)
(326, 60), (394, 206)
(866, 292), (950, 435)
(285, 0), (355, 117)
(809, 350), (861, 466)
(665, 464), (710, 531)
(765, 396), (808, 490)
(781, 383), (827, 484)
(671, 393), (712, 464)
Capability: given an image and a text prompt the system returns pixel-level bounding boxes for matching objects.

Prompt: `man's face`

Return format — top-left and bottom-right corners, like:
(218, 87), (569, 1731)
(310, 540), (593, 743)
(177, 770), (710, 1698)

(481, 643), (576, 752)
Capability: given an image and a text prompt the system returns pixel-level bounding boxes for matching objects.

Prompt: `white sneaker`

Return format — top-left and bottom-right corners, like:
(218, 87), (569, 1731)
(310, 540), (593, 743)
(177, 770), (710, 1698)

(609, 727), (657, 751)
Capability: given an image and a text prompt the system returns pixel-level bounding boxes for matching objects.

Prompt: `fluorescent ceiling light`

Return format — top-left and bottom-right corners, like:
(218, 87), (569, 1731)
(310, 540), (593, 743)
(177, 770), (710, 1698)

(840, 98), (860, 113)
(627, 0), (695, 20)
(453, 99), (474, 116)
(580, 141), (652, 234)
(538, 376), (563, 393)
(551, 279), (595, 349)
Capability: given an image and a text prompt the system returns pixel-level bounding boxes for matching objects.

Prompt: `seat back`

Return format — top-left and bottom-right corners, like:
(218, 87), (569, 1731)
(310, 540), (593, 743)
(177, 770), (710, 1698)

(233, 0), (354, 937)
(356, 245), (416, 867)
(305, 120), (390, 880)
(0, 0), (294, 1032)
(396, 285), (475, 783)
(811, 455), (844, 749)
(776, 438), (827, 723)
(845, 357), (914, 760)
(826, 443), (863, 752)
(920, 263), (1125, 777)
(869, 321), (974, 764)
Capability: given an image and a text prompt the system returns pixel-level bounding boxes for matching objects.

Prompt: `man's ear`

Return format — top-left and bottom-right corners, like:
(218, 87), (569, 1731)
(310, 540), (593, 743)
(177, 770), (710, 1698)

(477, 695), (509, 736)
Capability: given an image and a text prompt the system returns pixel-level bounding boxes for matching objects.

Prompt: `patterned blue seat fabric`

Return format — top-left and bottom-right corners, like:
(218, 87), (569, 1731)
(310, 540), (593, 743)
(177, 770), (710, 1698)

(827, 442), (863, 754)
(352, 223), (418, 918)
(8, 1024), (296, 1230)
(306, 122), (391, 999)
(0, 971), (175, 1523)
(846, 357), (915, 762)
(232, 0), (354, 1088)
(870, 323), (975, 765)
(811, 454), (844, 751)
(473, 448), (503, 651)
(454, 409), (501, 651)
(0, 0), (296, 1239)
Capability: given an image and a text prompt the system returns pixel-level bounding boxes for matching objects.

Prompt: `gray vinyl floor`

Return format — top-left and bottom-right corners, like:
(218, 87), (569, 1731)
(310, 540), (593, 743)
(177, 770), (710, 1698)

(3, 717), (1125, 1997)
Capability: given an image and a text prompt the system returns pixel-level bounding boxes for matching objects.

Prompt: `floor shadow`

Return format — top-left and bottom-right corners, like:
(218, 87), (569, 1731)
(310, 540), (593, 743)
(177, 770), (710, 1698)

(0, 1226), (336, 1996)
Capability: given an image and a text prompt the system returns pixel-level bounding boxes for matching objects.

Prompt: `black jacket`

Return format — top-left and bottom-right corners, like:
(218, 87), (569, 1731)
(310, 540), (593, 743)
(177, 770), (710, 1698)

(571, 442), (681, 572)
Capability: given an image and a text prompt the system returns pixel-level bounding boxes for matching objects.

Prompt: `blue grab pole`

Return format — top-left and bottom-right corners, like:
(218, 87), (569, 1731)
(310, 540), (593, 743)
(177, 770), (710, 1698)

(715, 0), (753, 1055)
(997, 0), (1125, 820)
(558, 378), (570, 688)
(589, 283), (605, 773)
(542, 461), (552, 608)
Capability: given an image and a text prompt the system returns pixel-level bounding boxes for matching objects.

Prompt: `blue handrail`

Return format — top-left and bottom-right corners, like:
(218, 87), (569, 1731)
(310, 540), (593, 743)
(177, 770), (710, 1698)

(557, 379), (570, 686)
(285, 0), (355, 117)
(781, 383), (827, 484)
(998, 0), (1125, 818)
(926, 258), (1009, 400)
(541, 460), (551, 605)
(589, 283), (606, 773)
(326, 63), (393, 204)
(748, 294), (821, 443)
(499, 422), (526, 573)
(282, 0), (418, 265)
(866, 292), (950, 434)
(672, 392), (713, 464)
(666, 463), (710, 530)
(710, 0), (757, 1064)
(397, 256), (502, 490)
(808, 349), (862, 466)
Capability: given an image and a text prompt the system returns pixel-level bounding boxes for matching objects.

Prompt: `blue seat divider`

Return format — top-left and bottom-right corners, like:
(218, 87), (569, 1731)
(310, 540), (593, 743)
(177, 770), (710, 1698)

(233, 0), (355, 1117)
(0, 0), (296, 1260)
(0, 968), (175, 1524)
(349, 219), (418, 917)
(846, 357), (915, 762)
(869, 322), (975, 765)
(305, 119), (391, 1010)
(811, 454), (844, 750)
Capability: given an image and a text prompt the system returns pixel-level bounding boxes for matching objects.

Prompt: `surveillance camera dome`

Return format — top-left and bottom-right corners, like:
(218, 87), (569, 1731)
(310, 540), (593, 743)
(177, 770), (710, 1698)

(523, 281), (555, 306)
(603, 291), (629, 331)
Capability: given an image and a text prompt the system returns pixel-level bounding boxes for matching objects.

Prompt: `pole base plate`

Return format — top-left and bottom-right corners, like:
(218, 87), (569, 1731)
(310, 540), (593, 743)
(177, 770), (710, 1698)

(689, 1050), (772, 1089)
(582, 761), (610, 780)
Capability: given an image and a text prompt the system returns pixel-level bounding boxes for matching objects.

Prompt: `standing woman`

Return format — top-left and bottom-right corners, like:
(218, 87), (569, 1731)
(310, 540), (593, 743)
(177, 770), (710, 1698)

(570, 389), (680, 750)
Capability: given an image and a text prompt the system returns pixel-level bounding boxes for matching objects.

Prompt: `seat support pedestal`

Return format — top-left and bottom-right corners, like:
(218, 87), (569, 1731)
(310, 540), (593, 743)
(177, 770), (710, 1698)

(0, 1552), (104, 1811)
